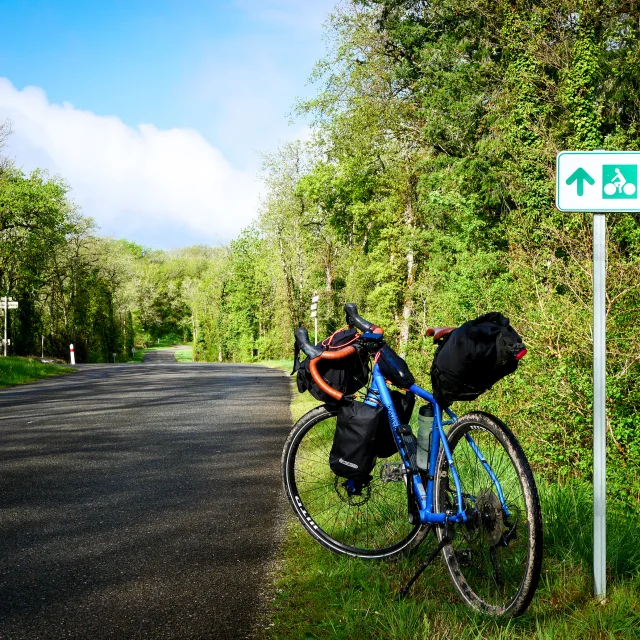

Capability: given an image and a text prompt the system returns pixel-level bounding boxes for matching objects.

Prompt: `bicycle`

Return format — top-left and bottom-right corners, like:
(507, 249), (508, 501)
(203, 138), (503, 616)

(282, 303), (543, 617)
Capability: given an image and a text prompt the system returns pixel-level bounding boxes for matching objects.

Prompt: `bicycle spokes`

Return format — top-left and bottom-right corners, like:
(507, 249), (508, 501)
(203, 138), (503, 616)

(435, 413), (542, 616)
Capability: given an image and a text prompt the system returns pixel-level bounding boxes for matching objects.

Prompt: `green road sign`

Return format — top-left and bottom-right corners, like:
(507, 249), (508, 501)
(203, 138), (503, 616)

(555, 150), (640, 601)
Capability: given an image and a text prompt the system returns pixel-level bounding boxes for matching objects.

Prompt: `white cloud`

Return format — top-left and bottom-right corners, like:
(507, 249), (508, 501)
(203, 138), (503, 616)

(0, 78), (261, 246)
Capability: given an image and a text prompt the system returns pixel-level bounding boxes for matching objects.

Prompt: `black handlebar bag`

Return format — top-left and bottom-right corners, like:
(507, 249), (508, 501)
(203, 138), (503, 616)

(329, 400), (383, 483)
(431, 312), (526, 408)
(293, 328), (369, 403)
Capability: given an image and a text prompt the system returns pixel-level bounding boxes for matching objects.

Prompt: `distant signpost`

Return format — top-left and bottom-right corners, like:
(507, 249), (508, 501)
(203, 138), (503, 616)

(556, 150), (640, 601)
(310, 293), (319, 344)
(0, 297), (18, 357)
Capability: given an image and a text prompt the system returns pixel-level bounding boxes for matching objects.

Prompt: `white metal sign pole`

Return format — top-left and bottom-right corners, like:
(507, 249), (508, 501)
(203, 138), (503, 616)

(593, 212), (607, 600)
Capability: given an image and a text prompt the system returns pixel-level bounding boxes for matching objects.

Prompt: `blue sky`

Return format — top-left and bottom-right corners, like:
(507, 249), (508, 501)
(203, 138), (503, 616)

(0, 0), (337, 247)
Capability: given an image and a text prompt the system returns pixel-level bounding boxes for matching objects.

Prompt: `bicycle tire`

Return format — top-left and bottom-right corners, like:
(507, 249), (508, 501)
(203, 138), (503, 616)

(282, 404), (428, 559)
(434, 411), (543, 616)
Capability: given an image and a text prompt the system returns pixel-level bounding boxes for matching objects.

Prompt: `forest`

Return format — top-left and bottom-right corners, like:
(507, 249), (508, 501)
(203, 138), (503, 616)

(1, 0), (639, 507)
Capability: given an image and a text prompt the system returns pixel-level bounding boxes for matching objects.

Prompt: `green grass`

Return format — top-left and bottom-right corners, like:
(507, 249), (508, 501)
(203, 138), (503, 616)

(128, 341), (193, 363)
(262, 475), (640, 639)
(253, 363), (640, 639)
(256, 359), (295, 373)
(0, 356), (75, 387)
(174, 346), (193, 362)
(128, 349), (146, 363)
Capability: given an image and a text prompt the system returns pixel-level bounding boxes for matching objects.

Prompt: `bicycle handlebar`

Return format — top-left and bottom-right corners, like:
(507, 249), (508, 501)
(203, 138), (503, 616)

(294, 328), (324, 359)
(309, 345), (357, 402)
(344, 303), (383, 335)
(294, 303), (383, 402)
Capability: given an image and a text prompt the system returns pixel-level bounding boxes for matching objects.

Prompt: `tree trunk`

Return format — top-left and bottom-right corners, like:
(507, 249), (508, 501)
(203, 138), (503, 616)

(277, 228), (298, 328)
(399, 187), (416, 359)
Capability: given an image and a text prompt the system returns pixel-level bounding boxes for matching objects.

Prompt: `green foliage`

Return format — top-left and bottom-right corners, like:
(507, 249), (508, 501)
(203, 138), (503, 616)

(191, 0), (640, 509)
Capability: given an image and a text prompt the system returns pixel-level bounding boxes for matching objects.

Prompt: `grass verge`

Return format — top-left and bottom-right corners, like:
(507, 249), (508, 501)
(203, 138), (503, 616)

(174, 346), (193, 362)
(255, 361), (640, 639)
(128, 342), (193, 363)
(0, 356), (75, 387)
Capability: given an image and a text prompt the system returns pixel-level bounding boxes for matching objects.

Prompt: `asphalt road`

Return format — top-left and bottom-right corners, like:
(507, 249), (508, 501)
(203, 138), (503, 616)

(0, 363), (292, 639)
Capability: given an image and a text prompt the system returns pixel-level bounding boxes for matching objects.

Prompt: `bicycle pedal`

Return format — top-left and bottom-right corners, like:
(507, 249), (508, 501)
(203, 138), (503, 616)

(380, 463), (403, 483)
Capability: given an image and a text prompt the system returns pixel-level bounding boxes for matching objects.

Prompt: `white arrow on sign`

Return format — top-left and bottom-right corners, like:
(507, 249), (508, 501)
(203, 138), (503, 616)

(310, 311), (317, 318)
(0, 302), (18, 310)
(311, 295), (319, 303)
(310, 303), (317, 311)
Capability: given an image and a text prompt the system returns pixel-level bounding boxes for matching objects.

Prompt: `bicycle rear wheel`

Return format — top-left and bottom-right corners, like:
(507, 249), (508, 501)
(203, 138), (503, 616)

(282, 404), (427, 559)
(434, 412), (543, 616)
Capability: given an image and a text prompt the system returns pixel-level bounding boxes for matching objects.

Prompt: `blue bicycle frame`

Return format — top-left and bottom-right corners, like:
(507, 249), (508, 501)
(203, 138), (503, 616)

(364, 362), (510, 525)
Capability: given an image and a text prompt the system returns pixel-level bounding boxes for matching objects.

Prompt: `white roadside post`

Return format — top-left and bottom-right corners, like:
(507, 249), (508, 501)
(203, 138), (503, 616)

(70, 344), (76, 365)
(557, 150), (640, 601)
(42, 335), (44, 358)
(311, 292), (319, 344)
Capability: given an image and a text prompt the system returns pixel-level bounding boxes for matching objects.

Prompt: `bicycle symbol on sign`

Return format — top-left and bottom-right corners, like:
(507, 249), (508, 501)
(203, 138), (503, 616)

(602, 165), (637, 199)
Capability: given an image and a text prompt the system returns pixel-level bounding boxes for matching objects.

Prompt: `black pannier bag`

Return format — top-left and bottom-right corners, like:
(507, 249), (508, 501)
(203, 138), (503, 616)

(431, 312), (526, 408)
(329, 400), (383, 482)
(376, 345), (415, 388)
(373, 390), (415, 458)
(293, 328), (369, 404)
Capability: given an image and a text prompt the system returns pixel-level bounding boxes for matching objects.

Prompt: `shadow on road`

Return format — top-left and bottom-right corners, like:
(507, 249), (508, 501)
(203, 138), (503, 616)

(0, 364), (292, 639)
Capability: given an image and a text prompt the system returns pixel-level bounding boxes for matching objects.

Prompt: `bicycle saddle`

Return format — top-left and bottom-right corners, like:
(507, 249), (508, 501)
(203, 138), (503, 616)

(426, 326), (455, 343)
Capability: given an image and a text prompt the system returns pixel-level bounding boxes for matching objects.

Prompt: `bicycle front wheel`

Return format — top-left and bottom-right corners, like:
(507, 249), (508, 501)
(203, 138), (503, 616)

(434, 412), (543, 617)
(282, 404), (427, 559)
